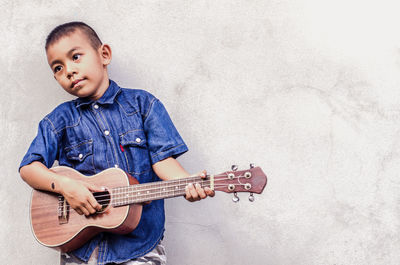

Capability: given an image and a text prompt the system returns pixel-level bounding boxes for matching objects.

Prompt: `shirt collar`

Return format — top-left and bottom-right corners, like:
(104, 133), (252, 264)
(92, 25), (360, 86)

(75, 80), (121, 108)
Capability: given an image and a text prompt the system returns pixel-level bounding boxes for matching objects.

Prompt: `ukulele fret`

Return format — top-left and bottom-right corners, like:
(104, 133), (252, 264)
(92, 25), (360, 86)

(111, 177), (213, 206)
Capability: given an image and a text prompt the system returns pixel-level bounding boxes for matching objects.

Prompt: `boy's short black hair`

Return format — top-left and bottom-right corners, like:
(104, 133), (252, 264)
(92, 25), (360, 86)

(45, 21), (102, 50)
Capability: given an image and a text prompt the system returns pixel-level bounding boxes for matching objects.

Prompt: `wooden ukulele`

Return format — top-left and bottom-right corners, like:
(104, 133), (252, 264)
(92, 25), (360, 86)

(30, 165), (267, 252)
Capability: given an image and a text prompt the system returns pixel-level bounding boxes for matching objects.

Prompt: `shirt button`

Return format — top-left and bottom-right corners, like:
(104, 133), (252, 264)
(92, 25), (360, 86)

(78, 154), (83, 159)
(135, 137), (141, 143)
(94, 104), (99, 109)
(104, 130), (110, 136)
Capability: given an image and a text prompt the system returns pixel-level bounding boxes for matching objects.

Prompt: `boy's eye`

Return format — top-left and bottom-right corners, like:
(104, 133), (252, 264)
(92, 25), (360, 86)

(72, 54), (81, 61)
(54, 66), (62, 73)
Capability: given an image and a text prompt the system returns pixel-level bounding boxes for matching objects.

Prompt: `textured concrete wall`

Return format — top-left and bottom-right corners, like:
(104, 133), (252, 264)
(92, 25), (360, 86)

(2, 0), (400, 264)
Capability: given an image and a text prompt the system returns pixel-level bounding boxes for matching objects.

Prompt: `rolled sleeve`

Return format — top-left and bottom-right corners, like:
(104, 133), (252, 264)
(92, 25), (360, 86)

(143, 99), (188, 165)
(19, 118), (59, 171)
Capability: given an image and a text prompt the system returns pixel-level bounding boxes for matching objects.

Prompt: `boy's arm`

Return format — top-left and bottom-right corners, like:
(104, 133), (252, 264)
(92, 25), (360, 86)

(20, 161), (103, 215)
(152, 157), (215, 201)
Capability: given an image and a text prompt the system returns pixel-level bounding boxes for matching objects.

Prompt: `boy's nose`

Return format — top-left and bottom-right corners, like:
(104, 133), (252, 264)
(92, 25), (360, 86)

(65, 63), (77, 78)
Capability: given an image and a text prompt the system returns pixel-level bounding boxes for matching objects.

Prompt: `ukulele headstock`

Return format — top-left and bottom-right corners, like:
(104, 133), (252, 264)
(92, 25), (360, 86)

(212, 164), (267, 202)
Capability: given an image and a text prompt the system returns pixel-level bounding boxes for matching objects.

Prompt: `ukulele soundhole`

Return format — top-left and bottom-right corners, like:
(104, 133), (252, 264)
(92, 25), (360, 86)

(93, 189), (111, 213)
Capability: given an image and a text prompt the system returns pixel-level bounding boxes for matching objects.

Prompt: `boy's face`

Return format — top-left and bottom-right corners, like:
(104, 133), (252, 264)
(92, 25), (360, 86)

(46, 30), (111, 100)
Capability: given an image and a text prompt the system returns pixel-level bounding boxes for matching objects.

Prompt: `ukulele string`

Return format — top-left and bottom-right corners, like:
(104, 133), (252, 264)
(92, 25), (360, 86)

(58, 183), (247, 214)
(70, 179), (240, 207)
(31, 174), (249, 211)
(32, 177), (245, 211)
(57, 183), (239, 211)
(54, 180), (251, 215)
(80, 174), (234, 201)
(92, 174), (244, 200)
(93, 183), (241, 204)
(33, 182), (241, 211)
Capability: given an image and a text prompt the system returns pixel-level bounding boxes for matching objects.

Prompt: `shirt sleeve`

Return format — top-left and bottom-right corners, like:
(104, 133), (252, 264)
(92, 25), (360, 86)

(143, 98), (188, 165)
(19, 117), (59, 171)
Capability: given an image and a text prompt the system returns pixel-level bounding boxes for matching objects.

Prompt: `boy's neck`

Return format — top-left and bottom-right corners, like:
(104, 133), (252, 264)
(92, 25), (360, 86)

(89, 76), (110, 101)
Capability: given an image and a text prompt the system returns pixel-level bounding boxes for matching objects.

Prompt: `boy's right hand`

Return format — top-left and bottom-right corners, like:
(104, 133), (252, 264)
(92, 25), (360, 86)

(58, 177), (103, 216)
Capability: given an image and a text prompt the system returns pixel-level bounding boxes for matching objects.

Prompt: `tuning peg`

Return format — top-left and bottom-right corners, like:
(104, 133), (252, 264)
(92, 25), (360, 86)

(232, 192), (240, 203)
(250, 163), (255, 168)
(231, 165), (238, 171)
(248, 192), (255, 202)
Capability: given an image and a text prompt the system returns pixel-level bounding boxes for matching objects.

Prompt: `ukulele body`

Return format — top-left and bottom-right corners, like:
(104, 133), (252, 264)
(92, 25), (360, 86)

(30, 166), (142, 252)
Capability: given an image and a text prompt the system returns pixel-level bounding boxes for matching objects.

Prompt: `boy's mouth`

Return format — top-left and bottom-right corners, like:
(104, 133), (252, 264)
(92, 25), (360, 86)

(71, 79), (85, 88)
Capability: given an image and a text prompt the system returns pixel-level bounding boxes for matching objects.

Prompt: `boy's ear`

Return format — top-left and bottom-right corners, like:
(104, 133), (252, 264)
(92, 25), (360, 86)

(99, 44), (112, 66)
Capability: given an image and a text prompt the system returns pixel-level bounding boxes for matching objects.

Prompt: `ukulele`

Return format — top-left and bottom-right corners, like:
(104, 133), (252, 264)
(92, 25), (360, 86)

(30, 165), (267, 252)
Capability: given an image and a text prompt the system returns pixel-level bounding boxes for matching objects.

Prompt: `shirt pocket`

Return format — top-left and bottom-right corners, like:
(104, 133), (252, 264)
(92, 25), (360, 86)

(119, 129), (151, 175)
(64, 139), (94, 175)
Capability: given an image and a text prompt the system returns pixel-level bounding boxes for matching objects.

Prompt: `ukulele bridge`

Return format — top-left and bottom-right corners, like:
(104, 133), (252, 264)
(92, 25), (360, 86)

(58, 196), (70, 224)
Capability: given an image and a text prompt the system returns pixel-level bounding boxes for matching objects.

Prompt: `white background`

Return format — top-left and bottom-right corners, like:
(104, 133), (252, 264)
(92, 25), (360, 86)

(1, 0), (400, 264)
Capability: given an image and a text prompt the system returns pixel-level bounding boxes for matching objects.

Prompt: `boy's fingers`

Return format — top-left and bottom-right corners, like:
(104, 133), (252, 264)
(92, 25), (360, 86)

(191, 170), (207, 179)
(79, 205), (90, 216)
(88, 196), (102, 211)
(188, 184), (199, 200)
(84, 199), (99, 215)
(204, 187), (215, 197)
(185, 184), (193, 201)
(185, 183), (199, 201)
(82, 183), (104, 211)
(185, 170), (213, 202)
(199, 170), (207, 179)
(195, 183), (207, 199)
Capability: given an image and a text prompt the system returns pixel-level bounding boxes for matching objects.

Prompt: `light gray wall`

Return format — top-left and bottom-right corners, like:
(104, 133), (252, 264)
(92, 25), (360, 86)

(2, 0), (400, 264)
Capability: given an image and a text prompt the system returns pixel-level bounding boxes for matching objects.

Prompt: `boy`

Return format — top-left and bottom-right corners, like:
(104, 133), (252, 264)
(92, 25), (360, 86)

(19, 21), (214, 265)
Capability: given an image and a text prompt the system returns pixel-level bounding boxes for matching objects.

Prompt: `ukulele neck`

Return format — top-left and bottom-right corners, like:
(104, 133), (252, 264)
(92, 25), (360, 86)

(112, 175), (212, 207)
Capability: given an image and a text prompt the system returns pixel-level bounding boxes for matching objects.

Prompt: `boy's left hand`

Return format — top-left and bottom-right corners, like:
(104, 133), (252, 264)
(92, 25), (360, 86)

(185, 170), (215, 202)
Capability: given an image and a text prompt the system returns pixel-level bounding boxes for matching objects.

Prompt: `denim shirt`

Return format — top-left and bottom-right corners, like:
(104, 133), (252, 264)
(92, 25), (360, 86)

(20, 80), (188, 264)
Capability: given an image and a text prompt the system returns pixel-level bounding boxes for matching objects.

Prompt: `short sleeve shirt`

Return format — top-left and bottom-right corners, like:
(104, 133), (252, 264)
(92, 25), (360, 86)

(20, 80), (188, 264)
